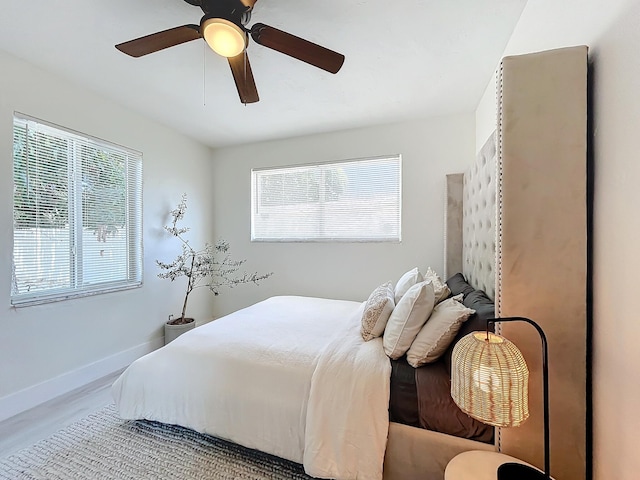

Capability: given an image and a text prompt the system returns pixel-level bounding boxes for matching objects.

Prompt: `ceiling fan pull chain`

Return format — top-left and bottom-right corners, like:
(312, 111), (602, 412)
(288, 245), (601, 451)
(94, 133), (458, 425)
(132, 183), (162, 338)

(203, 41), (207, 107)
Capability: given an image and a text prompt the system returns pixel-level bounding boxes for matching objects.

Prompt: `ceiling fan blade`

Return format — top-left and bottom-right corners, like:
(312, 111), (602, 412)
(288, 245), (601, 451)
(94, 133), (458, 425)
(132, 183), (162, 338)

(116, 25), (201, 58)
(250, 23), (345, 74)
(228, 52), (259, 104)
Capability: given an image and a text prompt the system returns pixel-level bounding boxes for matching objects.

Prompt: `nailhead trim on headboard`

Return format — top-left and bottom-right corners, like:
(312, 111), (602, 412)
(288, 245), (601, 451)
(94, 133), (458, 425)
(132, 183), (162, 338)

(496, 60), (505, 321)
(495, 59), (505, 455)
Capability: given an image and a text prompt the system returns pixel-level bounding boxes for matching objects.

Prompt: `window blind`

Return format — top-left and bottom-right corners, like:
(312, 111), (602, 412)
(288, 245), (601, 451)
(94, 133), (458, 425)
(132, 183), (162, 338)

(251, 155), (402, 242)
(12, 114), (143, 306)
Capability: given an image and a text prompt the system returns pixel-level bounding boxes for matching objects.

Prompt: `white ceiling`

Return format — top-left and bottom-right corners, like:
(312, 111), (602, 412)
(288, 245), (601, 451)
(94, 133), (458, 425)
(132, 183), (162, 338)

(0, 0), (527, 148)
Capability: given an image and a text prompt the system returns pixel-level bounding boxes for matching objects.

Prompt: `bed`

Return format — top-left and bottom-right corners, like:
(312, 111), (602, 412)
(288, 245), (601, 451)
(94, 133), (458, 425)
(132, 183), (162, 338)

(114, 45), (589, 480)
(113, 277), (495, 477)
(113, 132), (498, 476)
(113, 286), (494, 479)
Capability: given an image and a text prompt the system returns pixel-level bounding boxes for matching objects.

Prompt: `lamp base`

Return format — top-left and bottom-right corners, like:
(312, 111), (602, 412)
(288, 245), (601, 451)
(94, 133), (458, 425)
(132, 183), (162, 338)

(497, 462), (549, 479)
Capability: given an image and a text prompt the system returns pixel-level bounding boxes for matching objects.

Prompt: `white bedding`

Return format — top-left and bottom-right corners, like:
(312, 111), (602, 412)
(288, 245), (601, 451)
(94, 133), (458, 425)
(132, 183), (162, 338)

(112, 296), (392, 480)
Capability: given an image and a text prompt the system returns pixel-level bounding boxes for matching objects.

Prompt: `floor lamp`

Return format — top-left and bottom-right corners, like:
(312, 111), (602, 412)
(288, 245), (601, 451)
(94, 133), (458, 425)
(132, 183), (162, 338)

(450, 317), (550, 480)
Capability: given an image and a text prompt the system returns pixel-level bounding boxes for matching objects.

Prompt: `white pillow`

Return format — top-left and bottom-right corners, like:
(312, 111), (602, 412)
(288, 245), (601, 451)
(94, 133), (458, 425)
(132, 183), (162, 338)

(383, 281), (435, 360)
(406, 297), (475, 367)
(423, 266), (451, 304)
(360, 282), (395, 341)
(394, 267), (424, 304)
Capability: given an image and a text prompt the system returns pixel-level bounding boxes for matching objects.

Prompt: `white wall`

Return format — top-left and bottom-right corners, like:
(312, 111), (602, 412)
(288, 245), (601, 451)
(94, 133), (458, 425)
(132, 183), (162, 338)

(209, 114), (475, 318)
(0, 50), (215, 415)
(474, 1), (640, 478)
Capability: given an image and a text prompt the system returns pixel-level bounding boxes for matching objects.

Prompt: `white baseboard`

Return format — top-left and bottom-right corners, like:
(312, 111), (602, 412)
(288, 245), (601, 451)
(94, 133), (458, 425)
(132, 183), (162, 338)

(0, 338), (163, 423)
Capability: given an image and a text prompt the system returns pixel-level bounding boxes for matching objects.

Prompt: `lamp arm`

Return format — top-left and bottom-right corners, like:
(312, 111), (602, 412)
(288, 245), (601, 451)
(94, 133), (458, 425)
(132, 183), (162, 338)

(488, 317), (550, 479)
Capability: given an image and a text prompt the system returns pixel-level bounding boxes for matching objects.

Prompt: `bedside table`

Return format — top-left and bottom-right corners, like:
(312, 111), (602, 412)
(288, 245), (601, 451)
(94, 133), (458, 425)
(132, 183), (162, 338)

(445, 450), (547, 480)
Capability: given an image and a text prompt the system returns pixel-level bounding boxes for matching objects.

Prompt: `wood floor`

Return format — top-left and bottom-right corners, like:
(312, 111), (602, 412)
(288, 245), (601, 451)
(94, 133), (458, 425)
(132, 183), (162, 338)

(0, 369), (123, 459)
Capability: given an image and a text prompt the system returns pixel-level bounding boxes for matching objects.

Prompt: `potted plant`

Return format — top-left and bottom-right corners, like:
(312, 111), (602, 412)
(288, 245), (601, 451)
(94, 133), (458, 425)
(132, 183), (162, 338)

(157, 194), (272, 344)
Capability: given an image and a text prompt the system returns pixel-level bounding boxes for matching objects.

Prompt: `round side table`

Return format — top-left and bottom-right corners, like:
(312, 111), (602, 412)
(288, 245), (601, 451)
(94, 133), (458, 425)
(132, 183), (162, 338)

(445, 450), (543, 480)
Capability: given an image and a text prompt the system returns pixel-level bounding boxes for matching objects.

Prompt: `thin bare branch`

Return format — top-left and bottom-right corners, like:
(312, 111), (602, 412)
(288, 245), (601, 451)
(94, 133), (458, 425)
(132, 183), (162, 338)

(157, 194), (272, 320)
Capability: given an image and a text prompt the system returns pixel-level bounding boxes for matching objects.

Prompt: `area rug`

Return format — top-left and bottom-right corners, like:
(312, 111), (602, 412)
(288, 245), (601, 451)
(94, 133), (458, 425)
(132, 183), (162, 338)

(0, 404), (314, 480)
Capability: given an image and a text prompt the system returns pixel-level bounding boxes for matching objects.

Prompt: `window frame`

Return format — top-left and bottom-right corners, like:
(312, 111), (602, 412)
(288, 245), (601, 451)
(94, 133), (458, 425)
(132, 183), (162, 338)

(250, 155), (402, 243)
(11, 113), (143, 307)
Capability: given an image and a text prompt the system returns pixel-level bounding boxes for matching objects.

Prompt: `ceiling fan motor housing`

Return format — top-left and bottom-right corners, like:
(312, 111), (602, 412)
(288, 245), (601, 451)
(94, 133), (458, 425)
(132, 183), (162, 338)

(191, 0), (252, 28)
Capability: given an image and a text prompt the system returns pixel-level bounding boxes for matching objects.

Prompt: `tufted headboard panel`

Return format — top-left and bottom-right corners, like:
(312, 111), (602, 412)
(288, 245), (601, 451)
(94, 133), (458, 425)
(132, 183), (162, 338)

(461, 132), (497, 298)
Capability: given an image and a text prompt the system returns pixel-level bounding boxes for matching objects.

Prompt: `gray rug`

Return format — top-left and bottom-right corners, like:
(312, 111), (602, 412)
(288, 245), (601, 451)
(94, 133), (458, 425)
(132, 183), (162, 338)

(0, 404), (314, 480)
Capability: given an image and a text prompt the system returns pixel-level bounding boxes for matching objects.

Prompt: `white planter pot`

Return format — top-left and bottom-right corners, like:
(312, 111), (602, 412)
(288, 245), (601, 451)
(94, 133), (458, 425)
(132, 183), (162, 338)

(164, 318), (195, 345)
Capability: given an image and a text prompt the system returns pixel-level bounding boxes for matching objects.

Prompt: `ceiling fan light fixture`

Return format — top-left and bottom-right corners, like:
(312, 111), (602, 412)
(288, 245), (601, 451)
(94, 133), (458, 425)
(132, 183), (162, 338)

(202, 18), (247, 58)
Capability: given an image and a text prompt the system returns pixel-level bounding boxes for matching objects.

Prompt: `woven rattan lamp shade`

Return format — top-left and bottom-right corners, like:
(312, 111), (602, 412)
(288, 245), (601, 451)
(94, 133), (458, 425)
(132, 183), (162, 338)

(451, 331), (530, 427)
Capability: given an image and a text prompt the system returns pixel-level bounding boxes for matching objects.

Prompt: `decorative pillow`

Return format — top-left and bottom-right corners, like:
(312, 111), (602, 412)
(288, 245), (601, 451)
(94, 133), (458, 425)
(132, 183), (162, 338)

(394, 267), (423, 304)
(406, 297), (475, 367)
(361, 282), (395, 341)
(423, 267), (451, 304)
(384, 281), (435, 360)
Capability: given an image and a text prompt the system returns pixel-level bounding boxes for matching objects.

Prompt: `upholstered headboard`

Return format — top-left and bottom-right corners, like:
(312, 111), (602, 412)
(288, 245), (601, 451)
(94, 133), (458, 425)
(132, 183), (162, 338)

(443, 46), (588, 480)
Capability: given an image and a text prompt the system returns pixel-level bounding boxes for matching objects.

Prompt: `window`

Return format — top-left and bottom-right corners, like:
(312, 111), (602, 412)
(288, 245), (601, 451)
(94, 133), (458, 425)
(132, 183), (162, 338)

(251, 155), (401, 242)
(12, 114), (143, 306)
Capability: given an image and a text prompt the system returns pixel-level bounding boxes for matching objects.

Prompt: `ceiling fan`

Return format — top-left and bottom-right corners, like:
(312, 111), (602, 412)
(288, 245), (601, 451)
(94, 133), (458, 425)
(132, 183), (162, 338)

(115, 0), (345, 104)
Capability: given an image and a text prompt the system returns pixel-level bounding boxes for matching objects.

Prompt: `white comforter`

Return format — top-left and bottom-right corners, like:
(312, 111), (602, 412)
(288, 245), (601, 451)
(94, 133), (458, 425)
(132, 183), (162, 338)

(112, 296), (391, 480)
